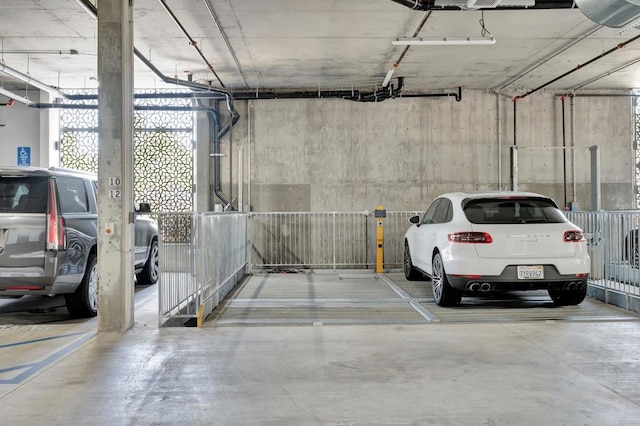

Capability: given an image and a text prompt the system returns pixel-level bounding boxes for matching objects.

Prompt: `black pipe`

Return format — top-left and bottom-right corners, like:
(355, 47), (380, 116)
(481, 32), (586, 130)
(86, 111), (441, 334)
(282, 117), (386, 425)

(390, 0), (575, 11)
(201, 102), (232, 208)
(562, 97), (568, 207)
(515, 33), (640, 101)
(65, 81), (414, 103)
(135, 49), (239, 121)
(401, 86), (461, 102)
(73, 0), (239, 126)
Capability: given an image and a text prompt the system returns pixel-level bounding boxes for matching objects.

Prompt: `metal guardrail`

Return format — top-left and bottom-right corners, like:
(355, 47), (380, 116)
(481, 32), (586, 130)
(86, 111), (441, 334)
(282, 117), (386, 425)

(157, 212), (248, 326)
(249, 211), (421, 270)
(566, 211), (640, 300)
(154, 210), (640, 325)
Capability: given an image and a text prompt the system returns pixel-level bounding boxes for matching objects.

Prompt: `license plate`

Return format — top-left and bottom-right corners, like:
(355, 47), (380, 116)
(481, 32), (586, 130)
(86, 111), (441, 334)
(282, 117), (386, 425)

(517, 265), (544, 280)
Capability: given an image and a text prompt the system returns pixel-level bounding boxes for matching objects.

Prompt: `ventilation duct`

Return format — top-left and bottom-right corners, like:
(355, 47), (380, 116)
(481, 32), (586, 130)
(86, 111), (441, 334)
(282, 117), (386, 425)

(576, 0), (640, 28)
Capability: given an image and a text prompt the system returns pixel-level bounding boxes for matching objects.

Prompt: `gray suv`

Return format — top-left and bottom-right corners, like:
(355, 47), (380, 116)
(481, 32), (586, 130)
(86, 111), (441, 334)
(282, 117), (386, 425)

(0, 166), (159, 317)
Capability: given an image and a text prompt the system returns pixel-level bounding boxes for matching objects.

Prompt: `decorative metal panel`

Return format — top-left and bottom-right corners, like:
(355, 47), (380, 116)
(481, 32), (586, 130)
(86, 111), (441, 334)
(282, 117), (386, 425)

(59, 90), (194, 212)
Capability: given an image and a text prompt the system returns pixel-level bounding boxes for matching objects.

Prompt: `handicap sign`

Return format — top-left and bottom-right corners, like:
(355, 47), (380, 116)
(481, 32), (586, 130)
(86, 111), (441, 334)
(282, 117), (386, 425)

(17, 147), (31, 167)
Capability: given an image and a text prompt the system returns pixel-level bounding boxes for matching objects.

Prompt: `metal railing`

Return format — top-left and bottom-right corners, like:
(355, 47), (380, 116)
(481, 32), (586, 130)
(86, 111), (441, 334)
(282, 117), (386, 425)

(157, 212), (248, 326)
(154, 209), (640, 325)
(249, 211), (420, 270)
(566, 211), (640, 311)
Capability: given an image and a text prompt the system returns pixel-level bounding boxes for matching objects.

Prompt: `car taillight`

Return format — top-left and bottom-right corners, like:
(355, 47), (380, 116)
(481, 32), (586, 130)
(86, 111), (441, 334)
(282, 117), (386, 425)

(46, 180), (66, 251)
(563, 230), (585, 243)
(448, 232), (493, 244)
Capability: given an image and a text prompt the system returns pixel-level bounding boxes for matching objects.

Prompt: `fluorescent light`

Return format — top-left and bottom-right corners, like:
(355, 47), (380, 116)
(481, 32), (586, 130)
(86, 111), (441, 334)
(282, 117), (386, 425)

(392, 37), (496, 46)
(0, 62), (66, 98)
(0, 87), (36, 106)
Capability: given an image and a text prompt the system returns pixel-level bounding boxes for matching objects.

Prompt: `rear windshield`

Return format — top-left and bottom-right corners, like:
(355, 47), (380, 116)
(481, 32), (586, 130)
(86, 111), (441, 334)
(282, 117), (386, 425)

(0, 176), (49, 213)
(463, 197), (566, 224)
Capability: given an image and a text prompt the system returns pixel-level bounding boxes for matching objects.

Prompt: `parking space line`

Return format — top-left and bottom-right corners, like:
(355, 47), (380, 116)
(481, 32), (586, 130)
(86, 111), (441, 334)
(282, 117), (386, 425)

(379, 274), (439, 322)
(0, 331), (95, 385)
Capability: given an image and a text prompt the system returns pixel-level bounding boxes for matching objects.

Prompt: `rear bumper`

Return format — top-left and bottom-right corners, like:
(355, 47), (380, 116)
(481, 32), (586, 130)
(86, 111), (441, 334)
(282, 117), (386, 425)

(447, 265), (588, 292)
(0, 268), (81, 295)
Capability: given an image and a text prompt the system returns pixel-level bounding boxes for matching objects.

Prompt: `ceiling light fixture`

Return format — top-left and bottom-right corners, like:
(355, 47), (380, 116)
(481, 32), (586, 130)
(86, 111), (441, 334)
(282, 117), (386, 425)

(0, 62), (66, 98)
(382, 64), (398, 88)
(392, 37), (496, 46)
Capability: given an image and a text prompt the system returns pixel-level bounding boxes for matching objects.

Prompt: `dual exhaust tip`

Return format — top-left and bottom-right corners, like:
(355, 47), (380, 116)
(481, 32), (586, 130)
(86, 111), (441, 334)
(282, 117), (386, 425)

(467, 281), (586, 292)
(469, 283), (491, 292)
(566, 281), (585, 291)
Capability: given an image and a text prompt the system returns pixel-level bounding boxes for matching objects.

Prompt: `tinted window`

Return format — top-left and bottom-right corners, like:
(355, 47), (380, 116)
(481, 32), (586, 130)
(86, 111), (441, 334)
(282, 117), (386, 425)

(463, 197), (565, 224)
(57, 177), (89, 214)
(433, 198), (452, 224)
(421, 199), (441, 224)
(0, 176), (48, 213)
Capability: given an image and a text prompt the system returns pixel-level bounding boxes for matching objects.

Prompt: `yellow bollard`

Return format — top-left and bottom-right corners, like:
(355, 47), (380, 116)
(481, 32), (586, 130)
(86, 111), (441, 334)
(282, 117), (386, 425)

(375, 205), (386, 273)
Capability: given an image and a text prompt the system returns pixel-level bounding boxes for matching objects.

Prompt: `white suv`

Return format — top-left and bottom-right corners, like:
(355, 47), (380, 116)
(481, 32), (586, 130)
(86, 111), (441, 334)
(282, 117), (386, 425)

(403, 192), (590, 307)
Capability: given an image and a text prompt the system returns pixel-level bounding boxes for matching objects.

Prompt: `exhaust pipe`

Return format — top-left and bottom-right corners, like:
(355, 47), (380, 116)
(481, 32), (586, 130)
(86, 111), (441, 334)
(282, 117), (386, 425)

(480, 283), (491, 292)
(469, 283), (480, 291)
(567, 282), (576, 290)
(576, 282), (585, 291)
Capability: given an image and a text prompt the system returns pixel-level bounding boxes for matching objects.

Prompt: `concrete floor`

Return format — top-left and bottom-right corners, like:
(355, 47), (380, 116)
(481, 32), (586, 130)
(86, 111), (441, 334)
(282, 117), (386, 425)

(1, 273), (640, 425)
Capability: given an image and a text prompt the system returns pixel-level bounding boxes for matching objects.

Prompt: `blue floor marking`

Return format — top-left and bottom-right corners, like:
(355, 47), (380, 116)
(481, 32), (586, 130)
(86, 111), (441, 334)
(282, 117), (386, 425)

(0, 331), (96, 385)
(0, 331), (89, 349)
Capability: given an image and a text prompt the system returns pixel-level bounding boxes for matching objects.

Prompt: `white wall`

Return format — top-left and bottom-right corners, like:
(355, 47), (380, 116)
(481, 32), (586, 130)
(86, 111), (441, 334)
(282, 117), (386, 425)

(0, 91), (57, 168)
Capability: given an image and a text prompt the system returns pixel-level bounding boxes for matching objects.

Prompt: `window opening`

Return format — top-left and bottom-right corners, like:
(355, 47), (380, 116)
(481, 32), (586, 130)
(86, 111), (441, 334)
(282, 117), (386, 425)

(59, 90), (194, 212)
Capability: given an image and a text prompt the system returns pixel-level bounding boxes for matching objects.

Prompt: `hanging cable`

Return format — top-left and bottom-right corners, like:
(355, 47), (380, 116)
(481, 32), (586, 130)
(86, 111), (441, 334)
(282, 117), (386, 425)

(479, 11), (493, 39)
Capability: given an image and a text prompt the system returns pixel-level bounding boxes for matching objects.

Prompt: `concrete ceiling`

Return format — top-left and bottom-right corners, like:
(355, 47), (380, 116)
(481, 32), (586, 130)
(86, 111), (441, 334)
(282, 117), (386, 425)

(1, 0), (640, 96)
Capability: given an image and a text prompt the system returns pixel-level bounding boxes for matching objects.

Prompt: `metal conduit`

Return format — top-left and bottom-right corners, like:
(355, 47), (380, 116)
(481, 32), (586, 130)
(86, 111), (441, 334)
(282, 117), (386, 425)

(514, 32), (640, 102)
(390, 0), (576, 10)
(202, 0), (249, 88)
(157, 0), (225, 88)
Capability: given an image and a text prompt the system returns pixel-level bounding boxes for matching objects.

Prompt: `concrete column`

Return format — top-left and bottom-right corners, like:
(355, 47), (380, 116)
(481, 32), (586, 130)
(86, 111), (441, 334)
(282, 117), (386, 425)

(97, 0), (135, 332)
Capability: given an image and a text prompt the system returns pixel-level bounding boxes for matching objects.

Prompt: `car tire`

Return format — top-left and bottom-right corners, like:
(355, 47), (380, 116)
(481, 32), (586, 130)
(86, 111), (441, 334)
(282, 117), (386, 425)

(65, 254), (98, 318)
(432, 252), (462, 307)
(403, 242), (422, 281)
(136, 239), (159, 285)
(548, 286), (587, 306)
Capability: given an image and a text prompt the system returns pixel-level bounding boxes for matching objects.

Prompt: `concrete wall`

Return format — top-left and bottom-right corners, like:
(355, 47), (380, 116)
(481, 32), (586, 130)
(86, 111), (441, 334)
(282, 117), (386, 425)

(2, 89), (633, 213)
(240, 89), (634, 212)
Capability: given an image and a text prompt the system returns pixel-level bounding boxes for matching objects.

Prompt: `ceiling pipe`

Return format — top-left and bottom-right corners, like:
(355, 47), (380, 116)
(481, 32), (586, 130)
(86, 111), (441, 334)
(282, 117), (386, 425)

(72, 0), (239, 127)
(0, 62), (67, 98)
(513, 32), (640, 101)
(382, 11), (432, 89)
(390, 0), (576, 10)
(494, 23), (602, 91)
(401, 86), (462, 101)
(0, 87), (36, 107)
(157, 0), (225, 88)
(569, 56), (640, 90)
(202, 0), (249, 89)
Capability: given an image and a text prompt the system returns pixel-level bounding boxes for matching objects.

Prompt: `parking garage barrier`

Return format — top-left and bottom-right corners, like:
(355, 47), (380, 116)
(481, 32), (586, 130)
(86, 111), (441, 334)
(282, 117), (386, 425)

(158, 212), (248, 326)
(249, 211), (421, 271)
(566, 211), (640, 313)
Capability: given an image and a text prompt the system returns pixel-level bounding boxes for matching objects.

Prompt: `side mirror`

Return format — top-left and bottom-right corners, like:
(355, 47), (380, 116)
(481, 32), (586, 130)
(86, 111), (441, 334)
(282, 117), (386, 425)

(137, 202), (151, 213)
(409, 215), (420, 224)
